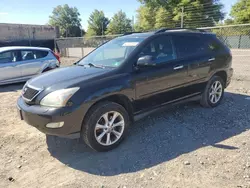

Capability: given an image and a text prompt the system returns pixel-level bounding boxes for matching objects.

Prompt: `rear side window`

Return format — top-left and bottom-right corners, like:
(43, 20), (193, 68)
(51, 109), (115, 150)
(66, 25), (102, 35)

(173, 35), (209, 58)
(21, 50), (48, 61)
(0, 51), (20, 63)
(33, 50), (48, 59)
(206, 37), (225, 52)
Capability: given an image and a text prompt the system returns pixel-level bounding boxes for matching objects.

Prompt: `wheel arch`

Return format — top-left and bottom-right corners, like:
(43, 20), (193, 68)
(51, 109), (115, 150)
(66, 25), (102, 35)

(83, 94), (134, 124)
(213, 70), (227, 86)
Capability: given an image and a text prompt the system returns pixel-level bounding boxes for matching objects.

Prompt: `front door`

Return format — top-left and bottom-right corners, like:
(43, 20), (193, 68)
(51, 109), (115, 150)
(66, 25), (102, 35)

(133, 35), (189, 113)
(0, 50), (22, 83)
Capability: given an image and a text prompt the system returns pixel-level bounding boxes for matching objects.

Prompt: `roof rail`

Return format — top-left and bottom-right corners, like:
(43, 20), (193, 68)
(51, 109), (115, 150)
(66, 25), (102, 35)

(154, 28), (207, 34)
(122, 31), (142, 36)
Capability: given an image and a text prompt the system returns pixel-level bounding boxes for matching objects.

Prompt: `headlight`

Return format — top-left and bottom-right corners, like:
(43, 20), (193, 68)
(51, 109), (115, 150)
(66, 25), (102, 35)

(40, 87), (79, 107)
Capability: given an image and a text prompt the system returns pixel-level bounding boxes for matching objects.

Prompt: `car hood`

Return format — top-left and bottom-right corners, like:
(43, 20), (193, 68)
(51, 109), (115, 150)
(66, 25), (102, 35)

(27, 66), (110, 89)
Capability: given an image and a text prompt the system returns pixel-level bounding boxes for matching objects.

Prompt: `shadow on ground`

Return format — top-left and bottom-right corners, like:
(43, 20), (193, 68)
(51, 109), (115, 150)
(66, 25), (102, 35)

(0, 83), (24, 93)
(46, 92), (250, 176)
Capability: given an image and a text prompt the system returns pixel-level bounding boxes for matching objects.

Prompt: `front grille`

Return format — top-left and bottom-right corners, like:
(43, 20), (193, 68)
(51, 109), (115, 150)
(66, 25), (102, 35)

(22, 86), (40, 101)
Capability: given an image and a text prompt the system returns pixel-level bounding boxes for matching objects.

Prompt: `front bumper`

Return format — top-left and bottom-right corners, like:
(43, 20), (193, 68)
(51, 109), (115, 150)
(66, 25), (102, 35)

(17, 97), (83, 138)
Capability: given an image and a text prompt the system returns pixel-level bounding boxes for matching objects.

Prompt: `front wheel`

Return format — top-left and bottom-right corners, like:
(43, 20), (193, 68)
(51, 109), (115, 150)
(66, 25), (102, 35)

(200, 76), (225, 108)
(81, 101), (130, 152)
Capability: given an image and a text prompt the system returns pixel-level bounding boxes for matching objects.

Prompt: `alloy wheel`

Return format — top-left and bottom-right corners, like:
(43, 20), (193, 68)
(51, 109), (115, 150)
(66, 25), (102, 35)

(94, 111), (125, 146)
(209, 80), (223, 104)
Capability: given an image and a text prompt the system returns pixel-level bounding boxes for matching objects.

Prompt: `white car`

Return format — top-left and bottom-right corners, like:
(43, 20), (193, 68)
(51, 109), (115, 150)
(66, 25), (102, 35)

(0, 46), (60, 85)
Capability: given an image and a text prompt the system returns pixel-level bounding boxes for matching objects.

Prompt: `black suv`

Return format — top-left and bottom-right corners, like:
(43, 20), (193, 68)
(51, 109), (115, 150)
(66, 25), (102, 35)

(17, 29), (233, 151)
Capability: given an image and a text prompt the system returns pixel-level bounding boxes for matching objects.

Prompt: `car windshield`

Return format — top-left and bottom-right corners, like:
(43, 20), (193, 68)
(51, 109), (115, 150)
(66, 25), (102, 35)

(78, 36), (145, 68)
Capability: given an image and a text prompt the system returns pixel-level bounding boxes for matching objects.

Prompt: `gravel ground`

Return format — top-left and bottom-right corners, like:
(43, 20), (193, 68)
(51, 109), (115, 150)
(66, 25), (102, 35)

(0, 58), (250, 188)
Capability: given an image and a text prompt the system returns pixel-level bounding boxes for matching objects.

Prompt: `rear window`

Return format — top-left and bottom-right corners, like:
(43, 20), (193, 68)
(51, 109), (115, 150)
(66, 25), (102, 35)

(21, 50), (48, 61)
(173, 35), (210, 58)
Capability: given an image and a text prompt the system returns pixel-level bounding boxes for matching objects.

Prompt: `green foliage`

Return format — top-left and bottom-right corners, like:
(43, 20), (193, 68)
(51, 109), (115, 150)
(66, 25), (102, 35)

(231, 0), (250, 24)
(136, 0), (225, 31)
(135, 6), (156, 31)
(87, 10), (109, 36)
(106, 10), (132, 34)
(49, 4), (82, 37)
(224, 18), (235, 25)
(155, 7), (176, 28)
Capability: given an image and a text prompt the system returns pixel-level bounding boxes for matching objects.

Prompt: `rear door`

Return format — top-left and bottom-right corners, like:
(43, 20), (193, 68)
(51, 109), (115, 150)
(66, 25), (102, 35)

(0, 50), (22, 82)
(172, 34), (213, 93)
(20, 50), (49, 77)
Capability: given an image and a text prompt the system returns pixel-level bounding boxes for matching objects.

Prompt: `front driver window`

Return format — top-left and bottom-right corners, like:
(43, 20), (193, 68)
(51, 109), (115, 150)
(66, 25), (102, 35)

(0, 51), (19, 64)
(139, 36), (176, 64)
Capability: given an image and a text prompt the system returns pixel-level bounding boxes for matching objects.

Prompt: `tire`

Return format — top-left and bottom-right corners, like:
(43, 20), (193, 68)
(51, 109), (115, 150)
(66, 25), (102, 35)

(200, 75), (225, 108)
(81, 101), (130, 152)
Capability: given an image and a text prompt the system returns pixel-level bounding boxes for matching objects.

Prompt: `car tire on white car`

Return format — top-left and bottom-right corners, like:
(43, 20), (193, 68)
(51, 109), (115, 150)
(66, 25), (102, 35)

(200, 75), (225, 108)
(81, 101), (130, 152)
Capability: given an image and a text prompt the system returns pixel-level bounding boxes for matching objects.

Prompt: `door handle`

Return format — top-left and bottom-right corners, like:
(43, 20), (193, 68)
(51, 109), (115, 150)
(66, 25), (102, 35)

(173, 65), (184, 70)
(208, 58), (215, 62)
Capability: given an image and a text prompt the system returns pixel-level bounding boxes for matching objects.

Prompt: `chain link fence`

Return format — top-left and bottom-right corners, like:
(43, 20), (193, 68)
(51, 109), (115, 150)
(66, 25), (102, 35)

(55, 24), (250, 81)
(55, 35), (120, 58)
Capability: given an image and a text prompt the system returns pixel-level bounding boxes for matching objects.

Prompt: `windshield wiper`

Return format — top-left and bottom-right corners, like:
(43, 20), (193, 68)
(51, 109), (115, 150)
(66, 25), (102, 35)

(88, 63), (105, 68)
(78, 63), (105, 69)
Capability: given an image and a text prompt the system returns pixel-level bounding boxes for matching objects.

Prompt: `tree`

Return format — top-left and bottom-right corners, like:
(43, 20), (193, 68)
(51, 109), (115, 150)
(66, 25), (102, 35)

(231, 0), (250, 24)
(135, 6), (156, 31)
(49, 4), (82, 37)
(155, 7), (176, 28)
(86, 10), (109, 36)
(106, 10), (132, 34)
(136, 0), (225, 29)
(224, 18), (234, 25)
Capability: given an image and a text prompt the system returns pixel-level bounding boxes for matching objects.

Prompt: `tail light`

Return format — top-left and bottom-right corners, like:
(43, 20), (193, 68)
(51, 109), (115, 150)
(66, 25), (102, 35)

(52, 51), (61, 64)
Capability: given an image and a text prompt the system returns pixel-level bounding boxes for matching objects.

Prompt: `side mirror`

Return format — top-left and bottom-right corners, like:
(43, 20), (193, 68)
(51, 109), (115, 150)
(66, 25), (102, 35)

(137, 55), (156, 67)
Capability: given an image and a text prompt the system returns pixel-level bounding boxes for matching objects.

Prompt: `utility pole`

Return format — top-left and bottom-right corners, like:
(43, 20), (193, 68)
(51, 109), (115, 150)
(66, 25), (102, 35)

(132, 16), (135, 32)
(181, 7), (184, 28)
(80, 26), (83, 37)
(102, 21), (104, 36)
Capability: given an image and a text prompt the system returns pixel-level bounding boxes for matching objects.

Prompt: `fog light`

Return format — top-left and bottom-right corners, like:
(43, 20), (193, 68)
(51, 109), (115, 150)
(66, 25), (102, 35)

(46, 122), (64, 128)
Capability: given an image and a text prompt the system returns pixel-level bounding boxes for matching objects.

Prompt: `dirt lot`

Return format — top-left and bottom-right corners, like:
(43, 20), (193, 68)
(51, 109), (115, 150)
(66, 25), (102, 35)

(1, 53), (250, 188)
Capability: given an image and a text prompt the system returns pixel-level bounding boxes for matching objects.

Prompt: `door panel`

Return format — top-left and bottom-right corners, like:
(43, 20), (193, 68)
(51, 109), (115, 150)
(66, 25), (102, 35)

(133, 61), (189, 112)
(132, 35), (189, 113)
(186, 55), (212, 82)
(0, 62), (22, 81)
(20, 59), (44, 77)
(172, 34), (213, 93)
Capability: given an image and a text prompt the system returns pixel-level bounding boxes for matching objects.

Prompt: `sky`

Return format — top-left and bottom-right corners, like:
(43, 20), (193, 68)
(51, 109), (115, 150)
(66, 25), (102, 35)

(0, 0), (238, 30)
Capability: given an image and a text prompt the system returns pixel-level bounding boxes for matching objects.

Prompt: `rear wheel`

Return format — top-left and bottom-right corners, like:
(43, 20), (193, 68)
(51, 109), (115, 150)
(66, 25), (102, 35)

(200, 76), (225, 108)
(81, 101), (130, 152)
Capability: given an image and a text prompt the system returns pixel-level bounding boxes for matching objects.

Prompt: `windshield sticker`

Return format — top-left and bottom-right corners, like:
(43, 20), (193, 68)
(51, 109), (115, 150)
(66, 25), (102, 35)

(122, 42), (139, 47)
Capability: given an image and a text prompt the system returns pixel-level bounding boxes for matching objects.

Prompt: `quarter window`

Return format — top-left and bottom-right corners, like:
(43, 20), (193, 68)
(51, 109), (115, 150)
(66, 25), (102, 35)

(33, 50), (49, 59)
(207, 38), (224, 52)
